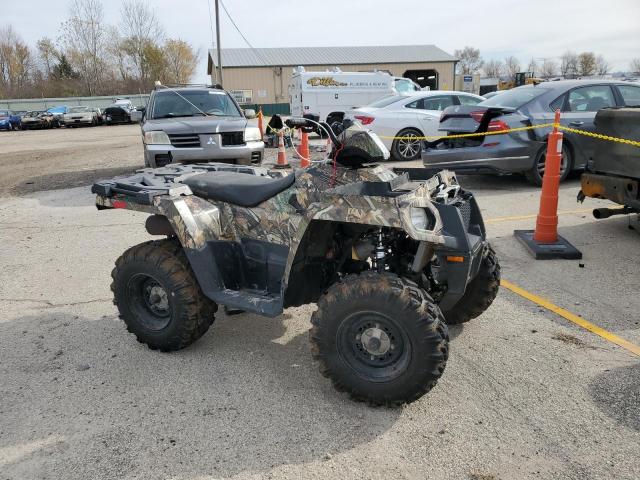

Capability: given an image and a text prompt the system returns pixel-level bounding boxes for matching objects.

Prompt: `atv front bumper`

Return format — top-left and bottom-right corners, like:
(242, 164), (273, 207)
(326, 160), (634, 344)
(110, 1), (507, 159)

(431, 192), (488, 310)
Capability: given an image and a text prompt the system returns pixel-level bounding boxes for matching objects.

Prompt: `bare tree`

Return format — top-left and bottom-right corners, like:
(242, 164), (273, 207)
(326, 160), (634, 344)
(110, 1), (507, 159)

(527, 57), (538, 75)
(560, 51), (579, 78)
(483, 59), (503, 78)
(578, 52), (596, 77)
(631, 58), (640, 76)
(595, 55), (610, 76)
(119, 0), (164, 84)
(36, 37), (58, 78)
(163, 39), (198, 84)
(504, 56), (520, 78)
(0, 25), (34, 95)
(60, 0), (110, 95)
(454, 46), (483, 75)
(539, 59), (558, 79)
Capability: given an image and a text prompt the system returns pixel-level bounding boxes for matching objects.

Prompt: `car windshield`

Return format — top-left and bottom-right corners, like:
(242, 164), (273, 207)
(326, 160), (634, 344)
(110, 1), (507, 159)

(480, 87), (549, 108)
(395, 79), (418, 94)
(367, 95), (406, 108)
(47, 106), (67, 113)
(151, 90), (241, 119)
(69, 106), (89, 113)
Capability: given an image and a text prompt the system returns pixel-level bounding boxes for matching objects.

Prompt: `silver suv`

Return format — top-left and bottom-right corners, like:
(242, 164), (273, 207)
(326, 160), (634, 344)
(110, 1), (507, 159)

(142, 85), (264, 167)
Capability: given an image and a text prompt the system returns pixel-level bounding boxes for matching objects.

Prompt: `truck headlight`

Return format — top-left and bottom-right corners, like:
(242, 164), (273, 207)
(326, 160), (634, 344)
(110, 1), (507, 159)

(144, 131), (171, 145)
(410, 207), (429, 230)
(244, 127), (262, 142)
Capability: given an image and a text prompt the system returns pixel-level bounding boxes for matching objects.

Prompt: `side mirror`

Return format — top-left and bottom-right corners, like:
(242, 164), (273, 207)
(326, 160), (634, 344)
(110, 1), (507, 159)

(244, 108), (256, 119)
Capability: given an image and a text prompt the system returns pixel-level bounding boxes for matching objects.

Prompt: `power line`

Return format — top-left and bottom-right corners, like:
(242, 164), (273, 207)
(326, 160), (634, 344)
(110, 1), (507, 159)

(218, 0), (270, 65)
(206, 0), (216, 49)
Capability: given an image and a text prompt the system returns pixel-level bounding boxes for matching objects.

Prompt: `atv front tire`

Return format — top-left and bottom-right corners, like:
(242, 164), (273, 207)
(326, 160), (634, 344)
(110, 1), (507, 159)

(310, 272), (449, 406)
(441, 245), (500, 325)
(111, 239), (217, 351)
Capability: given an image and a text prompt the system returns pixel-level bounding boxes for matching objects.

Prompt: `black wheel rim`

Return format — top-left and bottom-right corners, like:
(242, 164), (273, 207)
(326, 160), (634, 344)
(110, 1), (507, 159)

(337, 311), (411, 382)
(537, 148), (568, 178)
(397, 133), (421, 159)
(126, 273), (172, 331)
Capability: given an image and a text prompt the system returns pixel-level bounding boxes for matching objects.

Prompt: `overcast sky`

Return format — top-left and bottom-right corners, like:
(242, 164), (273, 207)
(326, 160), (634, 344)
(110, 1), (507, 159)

(3, 0), (639, 83)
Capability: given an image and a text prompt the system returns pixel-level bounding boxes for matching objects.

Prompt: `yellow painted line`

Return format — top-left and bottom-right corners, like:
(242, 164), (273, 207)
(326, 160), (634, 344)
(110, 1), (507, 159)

(485, 208), (593, 224)
(502, 279), (640, 357)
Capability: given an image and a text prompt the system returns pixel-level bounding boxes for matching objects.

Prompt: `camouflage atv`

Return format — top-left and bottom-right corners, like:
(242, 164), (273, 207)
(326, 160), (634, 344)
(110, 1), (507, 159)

(92, 118), (500, 406)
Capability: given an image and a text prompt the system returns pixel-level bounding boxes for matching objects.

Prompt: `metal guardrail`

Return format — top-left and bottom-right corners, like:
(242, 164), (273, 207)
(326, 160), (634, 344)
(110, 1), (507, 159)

(0, 93), (150, 111)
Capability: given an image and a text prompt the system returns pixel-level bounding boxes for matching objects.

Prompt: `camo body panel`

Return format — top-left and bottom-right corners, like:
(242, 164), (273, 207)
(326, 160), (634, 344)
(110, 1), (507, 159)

(97, 163), (450, 283)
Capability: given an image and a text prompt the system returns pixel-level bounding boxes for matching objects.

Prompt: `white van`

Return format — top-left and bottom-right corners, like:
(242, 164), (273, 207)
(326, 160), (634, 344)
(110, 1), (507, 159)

(289, 67), (419, 124)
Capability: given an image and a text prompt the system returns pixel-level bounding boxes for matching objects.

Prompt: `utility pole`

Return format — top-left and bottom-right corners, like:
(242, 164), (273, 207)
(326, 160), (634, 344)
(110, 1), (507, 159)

(214, 0), (223, 87)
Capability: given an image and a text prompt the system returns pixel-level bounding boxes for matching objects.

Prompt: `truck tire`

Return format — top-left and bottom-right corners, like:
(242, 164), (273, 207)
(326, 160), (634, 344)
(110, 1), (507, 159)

(111, 239), (217, 351)
(310, 272), (449, 406)
(441, 244), (500, 325)
(525, 143), (572, 186)
(391, 128), (423, 161)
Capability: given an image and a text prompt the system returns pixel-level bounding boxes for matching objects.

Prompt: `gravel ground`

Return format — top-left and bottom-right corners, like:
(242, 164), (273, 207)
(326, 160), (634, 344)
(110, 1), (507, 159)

(0, 125), (638, 480)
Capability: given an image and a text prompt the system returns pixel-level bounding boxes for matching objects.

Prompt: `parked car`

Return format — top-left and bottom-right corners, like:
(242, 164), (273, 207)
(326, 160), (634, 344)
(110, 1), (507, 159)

(482, 90), (502, 99)
(90, 107), (104, 125)
(21, 111), (56, 129)
(46, 105), (69, 127)
(104, 99), (136, 124)
(422, 80), (640, 185)
(347, 91), (484, 161)
(142, 84), (264, 167)
(0, 109), (22, 130)
(62, 106), (99, 127)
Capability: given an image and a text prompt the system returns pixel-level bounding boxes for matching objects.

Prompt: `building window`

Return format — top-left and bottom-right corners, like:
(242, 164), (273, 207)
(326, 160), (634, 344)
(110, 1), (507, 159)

(229, 89), (253, 104)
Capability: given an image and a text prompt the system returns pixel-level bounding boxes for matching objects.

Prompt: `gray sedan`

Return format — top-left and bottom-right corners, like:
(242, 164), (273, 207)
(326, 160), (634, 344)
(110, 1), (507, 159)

(422, 80), (640, 185)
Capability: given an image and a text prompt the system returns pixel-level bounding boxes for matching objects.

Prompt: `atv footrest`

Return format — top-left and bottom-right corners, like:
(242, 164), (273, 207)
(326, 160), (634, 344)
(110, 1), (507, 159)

(217, 288), (282, 317)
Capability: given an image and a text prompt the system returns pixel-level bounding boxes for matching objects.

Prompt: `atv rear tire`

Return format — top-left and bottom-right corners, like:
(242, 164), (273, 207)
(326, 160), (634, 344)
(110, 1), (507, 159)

(111, 239), (217, 351)
(310, 272), (449, 406)
(441, 245), (500, 325)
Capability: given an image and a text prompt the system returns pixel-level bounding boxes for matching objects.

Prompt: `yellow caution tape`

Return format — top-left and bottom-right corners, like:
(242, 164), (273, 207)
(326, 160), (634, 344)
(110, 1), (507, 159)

(376, 121), (640, 147)
(558, 125), (640, 148)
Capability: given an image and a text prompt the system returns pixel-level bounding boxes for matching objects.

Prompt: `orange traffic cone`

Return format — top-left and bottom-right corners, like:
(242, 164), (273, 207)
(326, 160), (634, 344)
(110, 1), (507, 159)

(257, 107), (264, 139)
(514, 109), (581, 259)
(274, 130), (290, 169)
(297, 131), (310, 167)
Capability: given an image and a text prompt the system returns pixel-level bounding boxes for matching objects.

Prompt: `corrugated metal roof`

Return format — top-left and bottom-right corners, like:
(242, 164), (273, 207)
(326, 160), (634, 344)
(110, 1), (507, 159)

(208, 45), (456, 69)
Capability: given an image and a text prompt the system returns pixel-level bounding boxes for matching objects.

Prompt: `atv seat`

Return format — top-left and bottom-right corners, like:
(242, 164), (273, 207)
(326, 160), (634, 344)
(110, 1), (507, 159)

(183, 171), (295, 207)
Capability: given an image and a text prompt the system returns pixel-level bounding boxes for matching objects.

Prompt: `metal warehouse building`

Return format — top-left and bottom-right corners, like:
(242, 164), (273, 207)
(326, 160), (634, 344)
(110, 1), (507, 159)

(207, 45), (457, 114)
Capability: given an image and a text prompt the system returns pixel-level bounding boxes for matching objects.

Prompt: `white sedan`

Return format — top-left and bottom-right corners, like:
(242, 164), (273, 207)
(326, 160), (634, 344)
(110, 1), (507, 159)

(346, 91), (485, 161)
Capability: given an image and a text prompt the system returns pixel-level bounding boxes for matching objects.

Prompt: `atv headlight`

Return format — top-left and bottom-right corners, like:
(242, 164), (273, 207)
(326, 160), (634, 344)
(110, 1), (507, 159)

(410, 207), (429, 230)
(244, 126), (262, 142)
(144, 131), (171, 145)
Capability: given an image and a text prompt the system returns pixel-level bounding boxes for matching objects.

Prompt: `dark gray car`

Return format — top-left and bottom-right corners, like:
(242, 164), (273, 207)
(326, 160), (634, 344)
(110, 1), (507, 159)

(142, 85), (264, 168)
(422, 80), (640, 185)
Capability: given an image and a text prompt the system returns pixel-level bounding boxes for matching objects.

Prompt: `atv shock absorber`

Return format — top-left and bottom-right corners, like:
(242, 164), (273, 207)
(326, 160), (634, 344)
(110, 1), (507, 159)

(374, 229), (386, 273)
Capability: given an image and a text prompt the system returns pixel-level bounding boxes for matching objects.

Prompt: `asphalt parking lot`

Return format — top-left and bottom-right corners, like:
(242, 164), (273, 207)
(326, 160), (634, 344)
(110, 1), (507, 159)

(1, 125), (639, 480)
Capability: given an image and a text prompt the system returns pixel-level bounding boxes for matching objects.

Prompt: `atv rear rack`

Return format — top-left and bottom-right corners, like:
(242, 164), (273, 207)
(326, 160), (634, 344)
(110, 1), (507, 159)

(91, 163), (273, 204)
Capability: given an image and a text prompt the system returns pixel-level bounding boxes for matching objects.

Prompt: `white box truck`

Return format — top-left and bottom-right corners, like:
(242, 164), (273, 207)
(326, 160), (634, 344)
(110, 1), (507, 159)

(289, 67), (418, 125)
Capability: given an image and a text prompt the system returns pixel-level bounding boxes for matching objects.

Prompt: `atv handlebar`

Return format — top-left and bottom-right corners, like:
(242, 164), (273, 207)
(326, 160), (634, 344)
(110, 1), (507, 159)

(285, 115), (341, 150)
